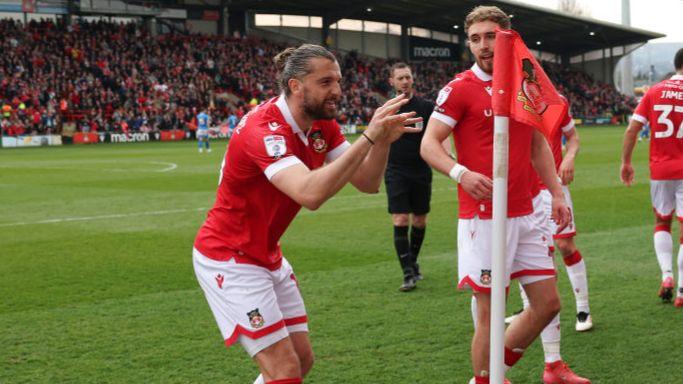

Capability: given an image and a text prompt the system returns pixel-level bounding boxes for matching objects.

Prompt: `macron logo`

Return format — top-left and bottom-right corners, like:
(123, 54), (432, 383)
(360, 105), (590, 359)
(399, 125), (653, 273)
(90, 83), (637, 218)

(268, 122), (281, 132)
(215, 274), (224, 289)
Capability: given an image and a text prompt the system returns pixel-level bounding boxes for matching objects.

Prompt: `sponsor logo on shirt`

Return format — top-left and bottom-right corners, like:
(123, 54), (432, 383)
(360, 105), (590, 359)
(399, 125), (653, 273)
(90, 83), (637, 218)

(247, 309), (265, 329)
(268, 121), (281, 131)
(264, 135), (286, 158)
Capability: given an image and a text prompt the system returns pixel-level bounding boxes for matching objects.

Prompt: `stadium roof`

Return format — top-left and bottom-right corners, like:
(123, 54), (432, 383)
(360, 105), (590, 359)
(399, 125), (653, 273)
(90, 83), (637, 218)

(223, 0), (664, 56)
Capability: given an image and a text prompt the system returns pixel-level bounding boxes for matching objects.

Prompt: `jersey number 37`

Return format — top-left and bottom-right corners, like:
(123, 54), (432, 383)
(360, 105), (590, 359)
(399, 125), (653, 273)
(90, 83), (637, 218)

(654, 104), (683, 139)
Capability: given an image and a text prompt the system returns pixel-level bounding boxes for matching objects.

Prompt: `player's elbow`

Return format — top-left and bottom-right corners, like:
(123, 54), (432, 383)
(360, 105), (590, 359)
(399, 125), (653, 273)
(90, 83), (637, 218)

(354, 181), (381, 194)
(301, 197), (324, 211)
(299, 190), (332, 210)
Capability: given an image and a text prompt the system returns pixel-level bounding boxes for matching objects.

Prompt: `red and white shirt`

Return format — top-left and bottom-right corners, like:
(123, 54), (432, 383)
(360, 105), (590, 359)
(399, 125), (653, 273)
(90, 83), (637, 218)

(632, 74), (683, 180)
(538, 98), (575, 190)
(194, 95), (350, 270)
(431, 64), (536, 219)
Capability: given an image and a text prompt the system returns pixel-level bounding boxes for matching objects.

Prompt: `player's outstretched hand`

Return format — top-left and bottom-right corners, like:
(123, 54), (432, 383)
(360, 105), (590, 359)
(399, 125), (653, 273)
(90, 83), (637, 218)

(551, 194), (571, 234)
(459, 171), (493, 200)
(365, 94), (423, 144)
(620, 163), (634, 186)
(558, 158), (575, 185)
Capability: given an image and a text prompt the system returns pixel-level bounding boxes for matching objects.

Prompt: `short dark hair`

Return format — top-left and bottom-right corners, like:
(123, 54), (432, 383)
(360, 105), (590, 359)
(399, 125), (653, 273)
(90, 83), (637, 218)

(273, 44), (337, 96)
(389, 62), (411, 77)
(465, 5), (511, 35)
(675, 48), (683, 71)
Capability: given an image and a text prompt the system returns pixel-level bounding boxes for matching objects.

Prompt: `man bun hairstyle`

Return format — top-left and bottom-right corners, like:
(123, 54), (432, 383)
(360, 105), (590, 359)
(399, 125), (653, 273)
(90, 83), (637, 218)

(675, 47), (683, 71)
(274, 44), (337, 96)
(465, 5), (511, 34)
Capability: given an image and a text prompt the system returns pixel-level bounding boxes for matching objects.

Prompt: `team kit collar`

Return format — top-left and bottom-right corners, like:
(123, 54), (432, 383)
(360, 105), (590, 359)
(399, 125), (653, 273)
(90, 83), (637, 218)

(274, 94), (311, 144)
(671, 74), (683, 80)
(472, 63), (492, 82)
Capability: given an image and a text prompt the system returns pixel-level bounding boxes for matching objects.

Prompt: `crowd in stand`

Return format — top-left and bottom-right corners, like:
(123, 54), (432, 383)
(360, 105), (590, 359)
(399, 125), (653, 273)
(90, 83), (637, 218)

(0, 18), (638, 137)
(543, 61), (638, 122)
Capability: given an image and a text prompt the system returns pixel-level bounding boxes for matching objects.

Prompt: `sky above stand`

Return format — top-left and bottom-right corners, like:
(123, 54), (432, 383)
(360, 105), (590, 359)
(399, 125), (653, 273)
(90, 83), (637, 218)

(516, 0), (682, 43)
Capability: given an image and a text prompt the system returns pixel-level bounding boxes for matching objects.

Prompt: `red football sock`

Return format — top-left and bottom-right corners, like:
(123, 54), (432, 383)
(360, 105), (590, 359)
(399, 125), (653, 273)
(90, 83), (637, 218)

(504, 346), (524, 367)
(563, 250), (583, 266)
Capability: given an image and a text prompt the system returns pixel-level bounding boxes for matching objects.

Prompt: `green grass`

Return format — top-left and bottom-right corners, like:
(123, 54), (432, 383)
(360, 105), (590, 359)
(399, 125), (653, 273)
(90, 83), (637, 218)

(1, 126), (681, 383)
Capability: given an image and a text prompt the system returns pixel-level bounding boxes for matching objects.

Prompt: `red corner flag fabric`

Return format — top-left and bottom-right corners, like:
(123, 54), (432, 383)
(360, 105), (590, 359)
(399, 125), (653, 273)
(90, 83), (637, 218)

(492, 29), (567, 137)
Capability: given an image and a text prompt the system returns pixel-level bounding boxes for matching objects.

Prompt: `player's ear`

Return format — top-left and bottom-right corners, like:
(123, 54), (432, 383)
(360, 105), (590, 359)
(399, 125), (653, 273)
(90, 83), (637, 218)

(288, 78), (302, 95)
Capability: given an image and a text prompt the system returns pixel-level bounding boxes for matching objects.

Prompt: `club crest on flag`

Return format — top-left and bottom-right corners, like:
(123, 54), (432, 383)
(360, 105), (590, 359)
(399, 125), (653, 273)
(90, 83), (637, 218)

(492, 28), (567, 137)
(517, 58), (549, 117)
(247, 309), (265, 329)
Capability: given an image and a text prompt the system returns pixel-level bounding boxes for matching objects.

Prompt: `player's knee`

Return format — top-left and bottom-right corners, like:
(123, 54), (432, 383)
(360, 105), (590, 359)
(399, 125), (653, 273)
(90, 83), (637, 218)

(655, 215), (672, 230)
(392, 214), (409, 227)
(474, 297), (491, 326)
(539, 293), (561, 319)
(556, 239), (576, 258)
(412, 214), (427, 228)
(277, 355), (302, 379)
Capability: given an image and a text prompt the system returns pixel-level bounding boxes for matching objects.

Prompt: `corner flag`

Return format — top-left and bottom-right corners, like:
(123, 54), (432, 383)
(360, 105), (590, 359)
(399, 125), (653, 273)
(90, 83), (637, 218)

(487, 28), (566, 384)
(492, 29), (567, 137)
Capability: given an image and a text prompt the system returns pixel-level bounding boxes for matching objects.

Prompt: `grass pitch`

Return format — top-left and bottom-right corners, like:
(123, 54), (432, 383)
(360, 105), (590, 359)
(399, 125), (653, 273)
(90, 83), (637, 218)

(1, 126), (681, 383)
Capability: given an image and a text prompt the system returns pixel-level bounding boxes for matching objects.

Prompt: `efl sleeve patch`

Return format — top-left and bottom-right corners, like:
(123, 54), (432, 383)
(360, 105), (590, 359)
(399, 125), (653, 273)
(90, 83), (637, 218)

(436, 86), (452, 106)
(263, 135), (287, 159)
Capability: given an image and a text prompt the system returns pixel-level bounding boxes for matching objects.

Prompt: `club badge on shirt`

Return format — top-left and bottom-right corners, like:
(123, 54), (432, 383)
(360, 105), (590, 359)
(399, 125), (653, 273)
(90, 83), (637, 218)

(480, 269), (492, 286)
(310, 130), (327, 153)
(264, 135), (286, 158)
(247, 309), (265, 329)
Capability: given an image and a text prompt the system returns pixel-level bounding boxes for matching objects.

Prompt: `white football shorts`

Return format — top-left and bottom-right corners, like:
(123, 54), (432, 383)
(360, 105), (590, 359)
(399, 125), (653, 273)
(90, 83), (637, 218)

(540, 186), (577, 240)
(457, 193), (555, 292)
(193, 248), (308, 357)
(650, 179), (683, 220)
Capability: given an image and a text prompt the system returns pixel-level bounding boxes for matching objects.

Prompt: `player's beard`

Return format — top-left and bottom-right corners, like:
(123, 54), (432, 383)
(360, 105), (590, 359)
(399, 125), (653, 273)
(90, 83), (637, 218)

(303, 91), (338, 120)
(476, 53), (494, 74)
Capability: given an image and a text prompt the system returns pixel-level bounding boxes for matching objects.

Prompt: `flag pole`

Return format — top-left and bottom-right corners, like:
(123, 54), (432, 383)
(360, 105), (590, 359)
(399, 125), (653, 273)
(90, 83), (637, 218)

(489, 115), (509, 384)
(490, 28), (514, 384)
(490, 28), (567, 383)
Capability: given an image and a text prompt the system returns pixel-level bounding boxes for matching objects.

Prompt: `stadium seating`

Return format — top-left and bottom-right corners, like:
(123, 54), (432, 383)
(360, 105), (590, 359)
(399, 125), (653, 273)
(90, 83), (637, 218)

(0, 18), (638, 136)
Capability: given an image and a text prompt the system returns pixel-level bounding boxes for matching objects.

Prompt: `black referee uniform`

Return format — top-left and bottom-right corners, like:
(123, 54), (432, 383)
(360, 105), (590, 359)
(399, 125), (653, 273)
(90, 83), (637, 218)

(384, 94), (434, 286)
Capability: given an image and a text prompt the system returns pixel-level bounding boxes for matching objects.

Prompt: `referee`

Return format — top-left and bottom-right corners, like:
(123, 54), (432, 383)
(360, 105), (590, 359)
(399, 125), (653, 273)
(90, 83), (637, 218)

(385, 62), (435, 292)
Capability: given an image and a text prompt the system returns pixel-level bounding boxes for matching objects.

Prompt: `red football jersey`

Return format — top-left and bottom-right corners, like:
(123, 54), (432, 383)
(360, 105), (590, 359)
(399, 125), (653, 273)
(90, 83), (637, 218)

(633, 75), (683, 180)
(431, 64), (535, 219)
(537, 101), (574, 190)
(194, 96), (349, 270)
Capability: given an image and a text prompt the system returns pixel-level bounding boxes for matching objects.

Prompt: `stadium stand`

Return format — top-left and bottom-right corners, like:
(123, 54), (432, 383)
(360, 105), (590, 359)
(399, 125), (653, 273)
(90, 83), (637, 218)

(0, 18), (639, 136)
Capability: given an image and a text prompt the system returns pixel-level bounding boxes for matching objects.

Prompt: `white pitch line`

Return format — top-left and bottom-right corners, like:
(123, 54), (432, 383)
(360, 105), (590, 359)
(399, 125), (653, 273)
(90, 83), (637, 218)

(0, 207), (207, 227)
(149, 161), (178, 172)
(0, 187), (455, 228)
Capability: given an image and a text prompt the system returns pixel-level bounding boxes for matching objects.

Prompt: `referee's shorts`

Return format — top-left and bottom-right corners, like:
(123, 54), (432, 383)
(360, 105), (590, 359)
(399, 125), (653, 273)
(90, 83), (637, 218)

(384, 167), (432, 215)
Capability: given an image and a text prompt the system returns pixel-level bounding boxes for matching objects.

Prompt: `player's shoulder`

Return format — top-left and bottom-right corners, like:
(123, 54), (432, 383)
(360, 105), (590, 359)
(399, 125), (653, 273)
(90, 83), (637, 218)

(441, 70), (478, 93)
(435, 71), (476, 106)
(235, 99), (292, 139)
